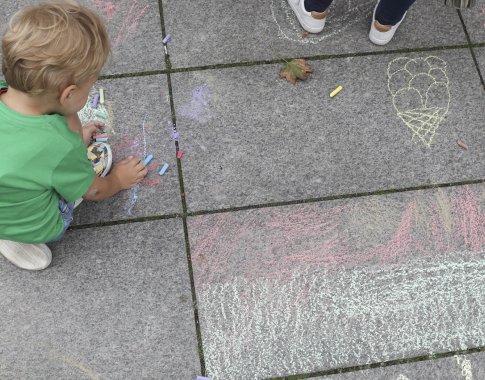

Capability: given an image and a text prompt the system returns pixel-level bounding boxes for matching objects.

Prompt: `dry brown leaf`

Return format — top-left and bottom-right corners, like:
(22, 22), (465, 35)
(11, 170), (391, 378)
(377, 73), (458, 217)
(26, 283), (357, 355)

(457, 140), (468, 150)
(279, 59), (313, 85)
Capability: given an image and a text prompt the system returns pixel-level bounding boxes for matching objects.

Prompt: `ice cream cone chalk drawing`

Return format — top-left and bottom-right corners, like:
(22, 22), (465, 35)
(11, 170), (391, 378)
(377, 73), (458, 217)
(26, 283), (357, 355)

(387, 56), (451, 148)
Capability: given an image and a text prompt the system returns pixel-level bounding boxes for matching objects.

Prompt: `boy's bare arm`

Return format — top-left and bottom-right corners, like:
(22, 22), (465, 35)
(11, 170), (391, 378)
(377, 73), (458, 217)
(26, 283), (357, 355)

(65, 113), (83, 140)
(83, 156), (147, 201)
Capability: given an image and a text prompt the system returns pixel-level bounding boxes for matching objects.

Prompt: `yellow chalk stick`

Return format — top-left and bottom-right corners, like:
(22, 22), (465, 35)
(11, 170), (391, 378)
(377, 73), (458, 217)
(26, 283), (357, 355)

(330, 85), (343, 98)
(99, 88), (105, 104)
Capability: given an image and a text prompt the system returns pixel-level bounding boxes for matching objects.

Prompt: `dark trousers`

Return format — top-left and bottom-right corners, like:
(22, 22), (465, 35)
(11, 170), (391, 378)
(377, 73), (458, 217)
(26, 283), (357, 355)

(304, 0), (417, 25)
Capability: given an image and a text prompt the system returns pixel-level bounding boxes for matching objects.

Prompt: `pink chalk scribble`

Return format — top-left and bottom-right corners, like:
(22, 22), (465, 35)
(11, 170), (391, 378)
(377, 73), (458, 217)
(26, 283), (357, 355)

(112, 124), (161, 190)
(89, 0), (151, 47)
(191, 186), (485, 288)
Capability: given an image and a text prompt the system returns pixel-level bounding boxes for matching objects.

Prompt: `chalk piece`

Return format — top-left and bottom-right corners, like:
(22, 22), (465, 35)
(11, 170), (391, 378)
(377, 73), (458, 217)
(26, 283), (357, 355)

(457, 140), (468, 150)
(162, 34), (172, 44)
(99, 88), (105, 104)
(94, 133), (108, 139)
(196, 376), (211, 380)
(159, 163), (169, 176)
(95, 110), (108, 120)
(144, 154), (153, 166)
(171, 130), (179, 141)
(163, 45), (168, 55)
(177, 150), (183, 159)
(91, 93), (99, 109)
(330, 85), (343, 98)
(95, 137), (108, 142)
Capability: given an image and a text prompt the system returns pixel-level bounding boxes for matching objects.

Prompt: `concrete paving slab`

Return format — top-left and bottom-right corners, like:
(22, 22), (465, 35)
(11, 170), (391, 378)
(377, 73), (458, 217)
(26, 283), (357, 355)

(460, 0), (485, 44)
(0, 219), (200, 379)
(0, 0), (165, 76)
(321, 352), (485, 380)
(173, 49), (485, 213)
(73, 75), (181, 225)
(189, 183), (485, 379)
(163, 0), (466, 68)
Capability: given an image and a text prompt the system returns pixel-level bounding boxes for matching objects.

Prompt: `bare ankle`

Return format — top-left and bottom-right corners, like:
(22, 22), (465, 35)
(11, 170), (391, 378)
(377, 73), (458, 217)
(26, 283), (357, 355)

(374, 20), (392, 32)
(310, 10), (329, 20)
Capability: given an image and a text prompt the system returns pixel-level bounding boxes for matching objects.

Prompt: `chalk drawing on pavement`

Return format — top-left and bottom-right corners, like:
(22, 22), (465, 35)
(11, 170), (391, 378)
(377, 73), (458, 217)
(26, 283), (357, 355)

(387, 56), (450, 148)
(191, 185), (485, 379)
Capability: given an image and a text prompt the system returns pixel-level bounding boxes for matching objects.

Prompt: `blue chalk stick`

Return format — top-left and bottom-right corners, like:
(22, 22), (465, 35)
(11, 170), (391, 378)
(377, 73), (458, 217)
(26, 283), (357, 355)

(162, 34), (172, 44)
(95, 137), (108, 142)
(196, 376), (211, 380)
(158, 163), (169, 176)
(143, 154), (153, 166)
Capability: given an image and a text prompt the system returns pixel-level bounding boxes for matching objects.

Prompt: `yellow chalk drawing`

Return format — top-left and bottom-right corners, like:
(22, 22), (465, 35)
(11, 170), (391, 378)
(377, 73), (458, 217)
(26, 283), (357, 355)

(435, 189), (453, 242)
(455, 355), (473, 380)
(387, 56), (450, 148)
(49, 351), (103, 380)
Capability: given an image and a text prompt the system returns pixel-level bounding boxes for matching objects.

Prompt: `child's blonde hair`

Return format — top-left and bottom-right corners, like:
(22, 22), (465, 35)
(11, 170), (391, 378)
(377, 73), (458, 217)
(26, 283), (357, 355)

(2, 0), (110, 96)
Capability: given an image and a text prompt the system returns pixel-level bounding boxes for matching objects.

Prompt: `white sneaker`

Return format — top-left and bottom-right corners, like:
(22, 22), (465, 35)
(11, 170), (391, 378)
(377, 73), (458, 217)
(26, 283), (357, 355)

(369, 1), (407, 45)
(287, 0), (327, 33)
(74, 198), (83, 208)
(0, 240), (52, 270)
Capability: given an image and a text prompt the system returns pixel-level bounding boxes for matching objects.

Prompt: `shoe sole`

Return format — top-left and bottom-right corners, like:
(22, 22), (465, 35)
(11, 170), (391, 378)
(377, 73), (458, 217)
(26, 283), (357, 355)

(288, 0), (326, 34)
(0, 240), (52, 270)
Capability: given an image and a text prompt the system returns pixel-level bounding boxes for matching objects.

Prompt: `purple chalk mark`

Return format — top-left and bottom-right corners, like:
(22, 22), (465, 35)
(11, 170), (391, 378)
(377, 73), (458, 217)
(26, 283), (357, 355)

(180, 85), (212, 122)
(91, 93), (100, 109)
(171, 130), (179, 141)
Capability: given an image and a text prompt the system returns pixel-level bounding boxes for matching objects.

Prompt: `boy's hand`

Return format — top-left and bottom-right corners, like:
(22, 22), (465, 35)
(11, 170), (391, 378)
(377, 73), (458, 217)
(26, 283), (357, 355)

(82, 120), (105, 146)
(110, 156), (148, 190)
(83, 156), (148, 201)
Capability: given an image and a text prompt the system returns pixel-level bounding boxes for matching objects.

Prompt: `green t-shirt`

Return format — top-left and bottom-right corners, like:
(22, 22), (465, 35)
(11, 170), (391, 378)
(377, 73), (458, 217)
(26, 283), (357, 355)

(0, 82), (95, 243)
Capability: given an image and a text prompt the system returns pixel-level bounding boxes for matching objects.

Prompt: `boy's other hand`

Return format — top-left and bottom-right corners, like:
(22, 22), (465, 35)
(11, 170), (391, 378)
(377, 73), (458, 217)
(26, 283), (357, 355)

(111, 156), (148, 190)
(82, 120), (105, 146)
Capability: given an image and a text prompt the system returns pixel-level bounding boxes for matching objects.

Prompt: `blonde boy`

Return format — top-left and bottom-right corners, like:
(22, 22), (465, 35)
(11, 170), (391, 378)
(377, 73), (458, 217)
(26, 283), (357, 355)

(0, 1), (147, 270)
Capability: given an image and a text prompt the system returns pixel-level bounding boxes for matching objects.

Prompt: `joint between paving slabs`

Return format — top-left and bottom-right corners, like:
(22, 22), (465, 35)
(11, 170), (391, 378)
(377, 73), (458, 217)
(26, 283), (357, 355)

(157, 0), (207, 376)
(457, 10), (485, 90)
(265, 345), (485, 380)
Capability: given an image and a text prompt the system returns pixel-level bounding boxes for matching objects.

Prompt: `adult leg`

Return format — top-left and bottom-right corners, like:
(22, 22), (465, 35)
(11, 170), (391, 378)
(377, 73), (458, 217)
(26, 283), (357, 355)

(376, 0), (416, 26)
(304, 0), (333, 13)
(369, 0), (417, 45)
(287, 0), (334, 33)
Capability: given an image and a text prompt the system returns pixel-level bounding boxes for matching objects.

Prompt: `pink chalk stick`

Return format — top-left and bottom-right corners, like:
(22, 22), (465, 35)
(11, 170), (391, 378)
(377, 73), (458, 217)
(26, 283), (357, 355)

(177, 150), (183, 159)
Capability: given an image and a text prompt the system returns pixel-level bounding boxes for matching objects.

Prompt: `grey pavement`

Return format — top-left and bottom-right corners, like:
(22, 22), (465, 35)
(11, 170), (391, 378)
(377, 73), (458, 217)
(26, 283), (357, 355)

(2, 0), (485, 379)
